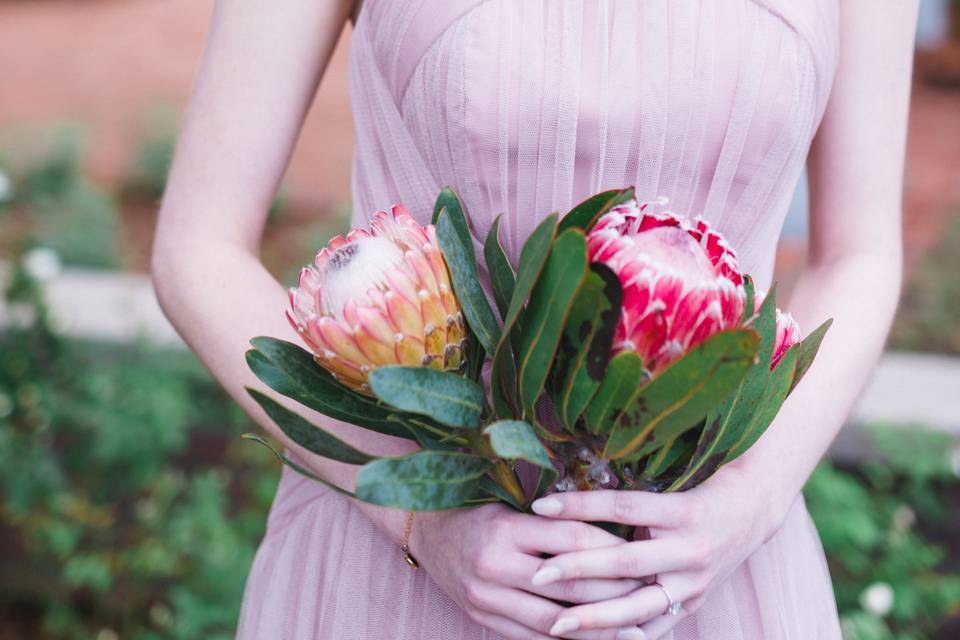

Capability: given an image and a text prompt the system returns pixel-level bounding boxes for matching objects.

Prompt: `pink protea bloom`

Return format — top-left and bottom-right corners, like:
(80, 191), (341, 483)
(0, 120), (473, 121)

(772, 310), (801, 370)
(286, 205), (467, 392)
(586, 199), (747, 376)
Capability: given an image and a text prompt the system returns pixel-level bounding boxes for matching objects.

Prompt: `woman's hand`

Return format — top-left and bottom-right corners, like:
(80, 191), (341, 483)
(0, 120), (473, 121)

(411, 503), (646, 640)
(527, 466), (785, 639)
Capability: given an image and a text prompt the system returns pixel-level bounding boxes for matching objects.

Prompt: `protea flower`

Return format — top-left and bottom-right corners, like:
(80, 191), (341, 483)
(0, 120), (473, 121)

(286, 206), (467, 392)
(586, 199), (746, 375)
(753, 295), (801, 370)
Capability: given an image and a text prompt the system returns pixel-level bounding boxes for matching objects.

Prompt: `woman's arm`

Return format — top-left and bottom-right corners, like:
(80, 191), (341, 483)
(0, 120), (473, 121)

(152, 1), (417, 541)
(153, 3), (638, 638)
(736, 0), (916, 522)
(524, 2), (920, 638)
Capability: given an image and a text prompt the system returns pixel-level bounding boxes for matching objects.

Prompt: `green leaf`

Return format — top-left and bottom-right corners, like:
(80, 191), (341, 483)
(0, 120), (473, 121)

(666, 288), (780, 485)
(355, 451), (492, 510)
(247, 389), (374, 465)
(246, 337), (408, 439)
(242, 434), (355, 497)
(583, 351), (645, 435)
(517, 229), (589, 418)
(368, 366), (486, 429)
(558, 187), (636, 234)
(789, 317), (832, 395)
(436, 209), (500, 354)
(723, 342), (800, 463)
(484, 420), (554, 470)
(483, 214), (516, 321)
(603, 328), (759, 460)
(491, 213), (558, 417)
(642, 436), (693, 481)
(741, 275), (755, 325)
(551, 264), (622, 429)
(432, 187), (471, 245)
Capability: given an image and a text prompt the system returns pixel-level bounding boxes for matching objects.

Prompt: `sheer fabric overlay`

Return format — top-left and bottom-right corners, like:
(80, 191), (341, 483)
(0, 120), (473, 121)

(238, 1), (843, 638)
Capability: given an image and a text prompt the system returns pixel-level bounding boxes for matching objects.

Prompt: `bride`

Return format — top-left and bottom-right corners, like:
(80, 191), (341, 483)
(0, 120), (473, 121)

(152, 1), (917, 638)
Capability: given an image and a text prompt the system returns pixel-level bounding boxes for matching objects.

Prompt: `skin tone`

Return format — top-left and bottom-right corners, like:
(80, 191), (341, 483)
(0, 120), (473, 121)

(152, 1), (917, 639)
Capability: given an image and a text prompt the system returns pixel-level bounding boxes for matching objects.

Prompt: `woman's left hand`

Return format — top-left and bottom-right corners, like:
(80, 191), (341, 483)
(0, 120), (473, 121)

(528, 465), (788, 639)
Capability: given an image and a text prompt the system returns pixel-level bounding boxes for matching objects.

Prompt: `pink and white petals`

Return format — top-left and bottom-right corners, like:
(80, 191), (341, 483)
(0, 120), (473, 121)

(286, 206), (467, 392)
(772, 309), (801, 370)
(587, 200), (747, 376)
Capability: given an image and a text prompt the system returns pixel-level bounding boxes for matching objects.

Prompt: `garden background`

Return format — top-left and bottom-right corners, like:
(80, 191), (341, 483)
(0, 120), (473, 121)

(1, 1), (959, 639)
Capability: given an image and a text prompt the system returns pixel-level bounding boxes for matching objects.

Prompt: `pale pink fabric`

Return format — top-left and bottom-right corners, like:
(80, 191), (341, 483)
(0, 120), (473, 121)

(237, 1), (843, 638)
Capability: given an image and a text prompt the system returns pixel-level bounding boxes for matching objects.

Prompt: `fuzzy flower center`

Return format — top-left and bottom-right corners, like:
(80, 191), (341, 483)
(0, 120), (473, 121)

(320, 235), (406, 318)
(626, 226), (717, 285)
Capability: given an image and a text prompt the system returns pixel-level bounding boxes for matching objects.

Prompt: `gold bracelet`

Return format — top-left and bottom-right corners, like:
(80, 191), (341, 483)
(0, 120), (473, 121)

(400, 511), (419, 569)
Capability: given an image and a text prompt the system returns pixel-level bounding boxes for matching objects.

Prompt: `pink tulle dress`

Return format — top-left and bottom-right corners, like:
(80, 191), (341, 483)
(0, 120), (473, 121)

(237, 1), (843, 637)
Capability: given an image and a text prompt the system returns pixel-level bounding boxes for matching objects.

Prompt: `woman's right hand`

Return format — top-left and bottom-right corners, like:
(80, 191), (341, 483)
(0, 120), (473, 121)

(411, 504), (641, 640)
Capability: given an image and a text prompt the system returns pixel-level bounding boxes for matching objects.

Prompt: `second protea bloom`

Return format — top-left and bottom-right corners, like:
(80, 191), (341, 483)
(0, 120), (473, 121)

(286, 206), (467, 392)
(754, 294), (801, 370)
(586, 199), (747, 375)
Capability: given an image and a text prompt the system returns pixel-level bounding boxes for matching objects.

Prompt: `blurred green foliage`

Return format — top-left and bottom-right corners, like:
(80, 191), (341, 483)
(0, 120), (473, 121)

(806, 426), (960, 640)
(2, 126), (120, 269)
(889, 213), (960, 355)
(0, 255), (278, 639)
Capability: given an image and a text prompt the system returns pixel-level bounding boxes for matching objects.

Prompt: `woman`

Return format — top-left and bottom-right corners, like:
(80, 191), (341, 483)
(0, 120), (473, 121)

(152, 1), (917, 638)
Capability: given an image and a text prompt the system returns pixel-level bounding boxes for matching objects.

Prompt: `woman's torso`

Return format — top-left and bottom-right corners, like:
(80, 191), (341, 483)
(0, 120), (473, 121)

(349, 0), (838, 290)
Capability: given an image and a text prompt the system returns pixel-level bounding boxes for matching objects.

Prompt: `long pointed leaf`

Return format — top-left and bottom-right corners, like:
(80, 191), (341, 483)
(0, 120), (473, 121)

(517, 229), (589, 417)
(723, 343), (800, 463)
(668, 288), (781, 484)
(552, 264), (622, 429)
(242, 434), (355, 497)
(368, 366), (486, 429)
(247, 388), (374, 465)
(558, 187), (636, 234)
(246, 338), (408, 439)
(491, 214), (558, 418)
(355, 451), (492, 510)
(483, 214), (516, 320)
(583, 351), (645, 435)
(603, 328), (759, 460)
(789, 317), (832, 395)
(436, 210), (500, 355)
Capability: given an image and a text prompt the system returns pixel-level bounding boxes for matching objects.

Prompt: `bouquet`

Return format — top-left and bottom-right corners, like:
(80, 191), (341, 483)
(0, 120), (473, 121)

(244, 187), (831, 513)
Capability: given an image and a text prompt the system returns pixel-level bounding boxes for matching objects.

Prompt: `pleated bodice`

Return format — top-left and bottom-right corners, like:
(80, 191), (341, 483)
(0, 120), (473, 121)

(349, 0), (838, 288)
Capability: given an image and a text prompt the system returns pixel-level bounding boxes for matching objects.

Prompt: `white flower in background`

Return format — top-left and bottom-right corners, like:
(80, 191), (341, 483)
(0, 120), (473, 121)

(22, 247), (62, 282)
(859, 582), (895, 617)
(0, 169), (13, 203)
(891, 505), (916, 531)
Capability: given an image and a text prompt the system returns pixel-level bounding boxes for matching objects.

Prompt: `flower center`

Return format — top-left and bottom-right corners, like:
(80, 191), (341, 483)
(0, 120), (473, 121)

(628, 227), (716, 284)
(320, 235), (406, 318)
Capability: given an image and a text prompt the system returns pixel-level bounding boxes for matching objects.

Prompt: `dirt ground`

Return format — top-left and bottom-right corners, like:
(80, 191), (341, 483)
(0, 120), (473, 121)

(1, 0), (958, 270)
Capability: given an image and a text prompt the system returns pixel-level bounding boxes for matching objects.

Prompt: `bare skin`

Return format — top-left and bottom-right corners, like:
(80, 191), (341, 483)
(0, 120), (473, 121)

(153, 1), (917, 639)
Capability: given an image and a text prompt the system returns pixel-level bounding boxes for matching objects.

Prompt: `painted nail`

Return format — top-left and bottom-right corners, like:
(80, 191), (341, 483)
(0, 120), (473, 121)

(549, 616), (580, 636)
(531, 497), (563, 516)
(531, 566), (563, 586)
(617, 627), (647, 640)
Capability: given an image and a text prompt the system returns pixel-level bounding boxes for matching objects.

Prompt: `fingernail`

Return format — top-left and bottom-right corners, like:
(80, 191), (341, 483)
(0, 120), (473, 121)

(531, 566), (563, 586)
(531, 497), (563, 516)
(617, 627), (646, 640)
(549, 616), (580, 636)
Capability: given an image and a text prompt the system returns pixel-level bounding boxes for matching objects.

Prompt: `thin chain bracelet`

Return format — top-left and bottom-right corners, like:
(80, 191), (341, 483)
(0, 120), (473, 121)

(400, 511), (419, 569)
